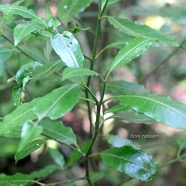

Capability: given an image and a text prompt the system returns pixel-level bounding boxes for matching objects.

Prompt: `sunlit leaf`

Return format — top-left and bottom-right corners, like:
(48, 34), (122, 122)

(58, 0), (91, 24)
(106, 37), (155, 78)
(108, 16), (178, 46)
(62, 67), (98, 80)
(118, 93), (186, 130)
(100, 146), (158, 181)
(51, 32), (84, 68)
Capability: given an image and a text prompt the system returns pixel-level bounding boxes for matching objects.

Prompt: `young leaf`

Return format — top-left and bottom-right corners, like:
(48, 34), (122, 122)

(106, 80), (149, 95)
(51, 32), (84, 68)
(0, 173), (33, 186)
(13, 21), (45, 46)
(108, 16), (178, 46)
(49, 148), (65, 168)
(0, 4), (47, 27)
(58, 0), (91, 24)
(106, 37), (156, 79)
(100, 146), (158, 181)
(117, 93), (186, 130)
(17, 121), (43, 153)
(62, 67), (98, 80)
(40, 119), (78, 146)
(12, 86), (22, 106)
(14, 138), (45, 162)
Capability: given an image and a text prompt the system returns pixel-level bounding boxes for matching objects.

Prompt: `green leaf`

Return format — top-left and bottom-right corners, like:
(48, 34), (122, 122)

(176, 135), (186, 150)
(49, 148), (65, 168)
(62, 67), (98, 80)
(107, 80), (149, 95)
(30, 164), (59, 180)
(15, 61), (43, 87)
(12, 86), (22, 106)
(15, 138), (45, 162)
(108, 16), (178, 46)
(106, 104), (129, 113)
(58, 0), (91, 24)
(33, 84), (81, 119)
(0, 173), (33, 186)
(100, 146), (158, 181)
(17, 121), (43, 152)
(118, 93), (186, 130)
(109, 112), (156, 124)
(41, 119), (78, 146)
(32, 60), (62, 79)
(0, 84), (81, 136)
(51, 31), (84, 68)
(0, 4), (47, 27)
(106, 37), (155, 78)
(13, 21), (45, 46)
(0, 47), (13, 76)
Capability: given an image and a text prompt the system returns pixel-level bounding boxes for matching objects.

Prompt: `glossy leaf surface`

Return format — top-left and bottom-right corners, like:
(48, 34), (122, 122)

(62, 67), (98, 80)
(108, 16), (178, 46)
(41, 119), (78, 146)
(100, 146), (158, 181)
(13, 21), (45, 46)
(118, 93), (186, 130)
(107, 80), (149, 95)
(106, 37), (155, 78)
(51, 32), (84, 68)
(58, 0), (91, 24)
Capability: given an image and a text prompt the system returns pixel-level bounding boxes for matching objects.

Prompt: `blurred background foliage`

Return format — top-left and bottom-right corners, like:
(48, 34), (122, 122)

(0, 0), (186, 185)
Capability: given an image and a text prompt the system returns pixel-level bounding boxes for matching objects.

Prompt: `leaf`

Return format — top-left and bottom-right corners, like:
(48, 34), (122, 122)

(176, 135), (186, 150)
(107, 80), (149, 95)
(106, 104), (129, 113)
(100, 146), (158, 181)
(0, 4), (47, 27)
(49, 148), (65, 168)
(12, 86), (22, 106)
(108, 16), (178, 46)
(106, 37), (155, 78)
(32, 60), (62, 79)
(0, 47), (13, 76)
(13, 21), (45, 46)
(14, 138), (45, 162)
(15, 61), (43, 86)
(33, 84), (81, 119)
(117, 93), (186, 130)
(17, 121), (43, 153)
(0, 84), (81, 136)
(40, 119), (78, 146)
(58, 0), (91, 24)
(62, 67), (98, 80)
(109, 112), (156, 124)
(51, 31), (84, 68)
(0, 173), (33, 186)
(30, 164), (59, 180)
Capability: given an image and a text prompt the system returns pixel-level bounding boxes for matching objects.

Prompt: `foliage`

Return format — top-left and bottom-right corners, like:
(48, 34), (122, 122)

(0, 0), (186, 185)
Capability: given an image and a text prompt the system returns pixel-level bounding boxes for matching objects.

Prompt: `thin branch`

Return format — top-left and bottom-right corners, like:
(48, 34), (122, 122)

(139, 37), (186, 83)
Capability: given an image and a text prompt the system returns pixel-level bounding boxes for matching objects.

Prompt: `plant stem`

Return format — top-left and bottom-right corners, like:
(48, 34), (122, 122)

(1, 34), (37, 61)
(139, 37), (186, 83)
